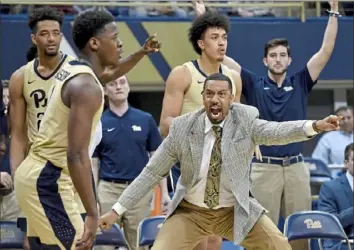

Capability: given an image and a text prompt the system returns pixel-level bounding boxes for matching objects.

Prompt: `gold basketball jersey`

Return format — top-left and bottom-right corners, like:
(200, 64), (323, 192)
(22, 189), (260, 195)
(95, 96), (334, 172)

(29, 61), (104, 170)
(23, 54), (75, 146)
(180, 60), (236, 115)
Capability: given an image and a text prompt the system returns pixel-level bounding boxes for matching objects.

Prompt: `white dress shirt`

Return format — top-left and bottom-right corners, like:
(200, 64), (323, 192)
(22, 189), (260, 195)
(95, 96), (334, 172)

(112, 119), (318, 215)
(346, 171), (353, 191)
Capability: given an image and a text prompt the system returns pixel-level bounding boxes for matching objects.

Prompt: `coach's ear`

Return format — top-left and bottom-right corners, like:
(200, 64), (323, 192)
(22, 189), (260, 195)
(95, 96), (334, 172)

(89, 37), (100, 52)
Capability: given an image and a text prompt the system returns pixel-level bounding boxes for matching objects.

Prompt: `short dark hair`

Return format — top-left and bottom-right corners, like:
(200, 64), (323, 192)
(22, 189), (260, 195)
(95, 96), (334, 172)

(188, 11), (230, 55)
(28, 6), (63, 33)
(264, 38), (291, 58)
(72, 10), (115, 50)
(345, 143), (353, 161)
(203, 73), (233, 92)
(335, 106), (353, 115)
(26, 44), (38, 62)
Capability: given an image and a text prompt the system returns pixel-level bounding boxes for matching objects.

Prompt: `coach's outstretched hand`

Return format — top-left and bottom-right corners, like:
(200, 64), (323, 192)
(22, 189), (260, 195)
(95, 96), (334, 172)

(314, 115), (342, 132)
(98, 210), (119, 231)
(141, 34), (161, 54)
(75, 215), (98, 250)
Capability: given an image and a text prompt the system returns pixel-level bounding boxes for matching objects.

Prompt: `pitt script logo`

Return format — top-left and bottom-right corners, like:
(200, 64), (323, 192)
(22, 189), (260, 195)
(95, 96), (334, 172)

(304, 219), (322, 229)
(29, 89), (47, 130)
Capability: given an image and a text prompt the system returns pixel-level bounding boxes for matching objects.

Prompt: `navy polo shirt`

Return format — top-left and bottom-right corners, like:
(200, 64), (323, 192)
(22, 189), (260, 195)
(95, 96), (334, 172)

(241, 66), (317, 157)
(93, 106), (162, 181)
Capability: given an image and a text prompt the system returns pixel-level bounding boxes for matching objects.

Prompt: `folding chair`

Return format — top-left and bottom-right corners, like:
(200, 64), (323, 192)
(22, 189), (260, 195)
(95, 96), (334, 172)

(305, 157), (333, 195)
(95, 224), (128, 248)
(136, 216), (165, 248)
(304, 157), (332, 181)
(284, 211), (352, 250)
(0, 221), (25, 249)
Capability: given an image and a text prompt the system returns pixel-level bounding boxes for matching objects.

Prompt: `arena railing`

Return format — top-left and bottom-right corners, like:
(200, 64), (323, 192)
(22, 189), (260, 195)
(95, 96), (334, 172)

(2, 0), (306, 22)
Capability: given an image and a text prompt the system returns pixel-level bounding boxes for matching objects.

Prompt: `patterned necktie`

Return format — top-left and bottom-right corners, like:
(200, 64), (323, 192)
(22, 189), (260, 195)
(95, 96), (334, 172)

(204, 126), (222, 209)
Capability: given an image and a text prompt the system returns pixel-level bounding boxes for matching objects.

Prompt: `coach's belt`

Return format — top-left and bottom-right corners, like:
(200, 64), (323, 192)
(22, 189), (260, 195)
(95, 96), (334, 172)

(252, 155), (304, 167)
(101, 178), (134, 184)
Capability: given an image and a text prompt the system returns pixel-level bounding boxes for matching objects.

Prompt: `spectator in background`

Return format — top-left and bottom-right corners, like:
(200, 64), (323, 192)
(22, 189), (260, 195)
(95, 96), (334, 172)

(93, 75), (170, 250)
(318, 143), (354, 249)
(227, 0), (274, 17)
(1, 80), (9, 114)
(312, 106), (353, 165)
(0, 79), (21, 230)
(129, 1), (188, 18)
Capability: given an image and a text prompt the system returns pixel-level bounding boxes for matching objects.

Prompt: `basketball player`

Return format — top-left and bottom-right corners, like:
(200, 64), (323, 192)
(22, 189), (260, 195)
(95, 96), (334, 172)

(8, 7), (74, 250)
(10, 3), (159, 207)
(159, 10), (241, 250)
(14, 9), (160, 249)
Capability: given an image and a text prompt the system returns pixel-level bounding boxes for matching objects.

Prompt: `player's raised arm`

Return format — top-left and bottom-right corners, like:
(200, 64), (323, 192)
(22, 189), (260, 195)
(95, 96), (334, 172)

(99, 34), (161, 84)
(159, 66), (191, 137)
(230, 69), (242, 103)
(9, 67), (27, 179)
(307, 0), (338, 82)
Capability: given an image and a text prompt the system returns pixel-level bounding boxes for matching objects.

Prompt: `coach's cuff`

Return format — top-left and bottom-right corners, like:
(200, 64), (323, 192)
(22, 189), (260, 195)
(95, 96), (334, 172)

(112, 202), (127, 216)
(303, 121), (318, 137)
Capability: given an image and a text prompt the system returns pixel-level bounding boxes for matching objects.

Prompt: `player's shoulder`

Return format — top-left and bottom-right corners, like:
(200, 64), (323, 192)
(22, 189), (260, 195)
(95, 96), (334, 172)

(166, 64), (192, 86)
(9, 65), (26, 82)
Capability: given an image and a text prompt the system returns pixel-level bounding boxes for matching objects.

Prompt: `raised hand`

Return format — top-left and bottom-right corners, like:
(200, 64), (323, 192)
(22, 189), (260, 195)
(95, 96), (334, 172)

(328, 0), (338, 12)
(192, 0), (206, 17)
(141, 34), (161, 54)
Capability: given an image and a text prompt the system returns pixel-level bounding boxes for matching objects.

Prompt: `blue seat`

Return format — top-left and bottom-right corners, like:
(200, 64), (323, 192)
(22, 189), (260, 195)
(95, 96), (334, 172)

(221, 240), (244, 249)
(304, 157), (332, 179)
(137, 216), (165, 248)
(95, 224), (128, 247)
(284, 211), (352, 250)
(0, 221), (25, 249)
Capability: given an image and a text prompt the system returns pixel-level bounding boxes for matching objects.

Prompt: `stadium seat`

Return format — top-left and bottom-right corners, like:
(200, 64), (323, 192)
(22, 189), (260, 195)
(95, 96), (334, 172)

(0, 221), (25, 249)
(221, 240), (244, 249)
(95, 224), (128, 247)
(136, 216), (165, 248)
(284, 211), (352, 250)
(304, 157), (332, 179)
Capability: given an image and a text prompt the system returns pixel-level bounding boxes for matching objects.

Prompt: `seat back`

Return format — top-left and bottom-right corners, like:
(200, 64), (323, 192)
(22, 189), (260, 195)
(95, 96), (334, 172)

(284, 211), (351, 250)
(304, 157), (332, 178)
(95, 224), (128, 247)
(0, 221), (25, 249)
(221, 240), (244, 249)
(137, 216), (165, 247)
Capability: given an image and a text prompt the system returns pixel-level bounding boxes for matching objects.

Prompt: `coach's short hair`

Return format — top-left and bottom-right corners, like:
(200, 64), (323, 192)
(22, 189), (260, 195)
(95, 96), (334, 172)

(72, 10), (115, 50)
(189, 11), (230, 55)
(28, 6), (63, 33)
(203, 73), (233, 92)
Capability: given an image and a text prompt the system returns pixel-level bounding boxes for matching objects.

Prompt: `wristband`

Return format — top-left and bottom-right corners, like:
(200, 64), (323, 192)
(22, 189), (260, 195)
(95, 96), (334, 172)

(312, 121), (321, 133)
(326, 10), (342, 17)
